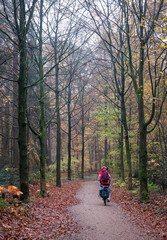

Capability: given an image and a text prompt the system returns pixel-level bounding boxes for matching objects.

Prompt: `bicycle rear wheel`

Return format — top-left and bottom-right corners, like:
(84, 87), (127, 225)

(104, 197), (106, 205)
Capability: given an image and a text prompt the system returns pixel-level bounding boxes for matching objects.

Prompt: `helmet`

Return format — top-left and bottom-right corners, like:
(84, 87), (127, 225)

(101, 166), (106, 171)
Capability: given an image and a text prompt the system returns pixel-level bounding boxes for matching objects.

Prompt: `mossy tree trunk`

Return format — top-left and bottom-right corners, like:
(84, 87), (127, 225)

(121, 96), (132, 189)
(14, 0), (37, 201)
(39, 0), (47, 197)
(18, 1), (29, 201)
(126, 10), (148, 198)
(120, 121), (125, 182)
(124, 0), (165, 199)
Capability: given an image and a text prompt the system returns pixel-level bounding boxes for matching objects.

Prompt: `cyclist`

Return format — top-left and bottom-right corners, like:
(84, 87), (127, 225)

(98, 166), (111, 201)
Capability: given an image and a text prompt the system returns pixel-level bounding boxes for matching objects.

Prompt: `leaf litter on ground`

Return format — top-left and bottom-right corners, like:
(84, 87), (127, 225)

(0, 179), (166, 240)
(0, 180), (81, 240)
(110, 184), (167, 240)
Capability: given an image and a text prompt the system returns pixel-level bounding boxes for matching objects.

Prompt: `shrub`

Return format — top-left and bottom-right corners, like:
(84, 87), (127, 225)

(0, 185), (23, 205)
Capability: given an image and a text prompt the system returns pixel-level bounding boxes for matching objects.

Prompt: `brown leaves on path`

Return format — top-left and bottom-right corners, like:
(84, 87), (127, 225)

(110, 184), (167, 240)
(0, 180), (81, 240)
(1, 179), (166, 240)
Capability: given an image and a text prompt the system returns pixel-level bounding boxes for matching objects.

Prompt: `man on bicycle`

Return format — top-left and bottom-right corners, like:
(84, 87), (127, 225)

(98, 166), (111, 201)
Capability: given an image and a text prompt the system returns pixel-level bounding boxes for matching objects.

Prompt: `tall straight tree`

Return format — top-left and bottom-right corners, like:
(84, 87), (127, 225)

(81, 82), (85, 179)
(13, 0), (37, 200)
(39, 0), (47, 197)
(26, 0), (50, 196)
(104, 87), (108, 167)
(120, 0), (166, 199)
(55, 55), (61, 187)
(84, 0), (132, 188)
(12, 35), (19, 169)
(67, 79), (72, 180)
(46, 0), (87, 186)
(119, 22), (132, 189)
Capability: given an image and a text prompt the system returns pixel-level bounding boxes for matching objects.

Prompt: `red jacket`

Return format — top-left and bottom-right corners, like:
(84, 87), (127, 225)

(98, 169), (111, 185)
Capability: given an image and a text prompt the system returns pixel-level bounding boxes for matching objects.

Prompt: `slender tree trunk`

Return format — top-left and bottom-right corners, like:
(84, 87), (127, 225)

(81, 85), (85, 179)
(68, 83), (72, 180)
(104, 88), (108, 166)
(46, 123), (52, 166)
(98, 145), (101, 170)
(104, 137), (107, 165)
(39, 0), (47, 197)
(122, 97), (132, 189)
(120, 25), (132, 189)
(53, 26), (61, 187)
(89, 144), (93, 172)
(55, 64), (61, 187)
(138, 13), (148, 199)
(94, 135), (98, 171)
(18, 13), (29, 200)
(4, 88), (10, 158)
(120, 122), (125, 182)
(12, 39), (19, 169)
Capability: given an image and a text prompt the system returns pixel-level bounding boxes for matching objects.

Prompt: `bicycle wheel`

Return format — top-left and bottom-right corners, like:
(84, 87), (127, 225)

(104, 197), (106, 205)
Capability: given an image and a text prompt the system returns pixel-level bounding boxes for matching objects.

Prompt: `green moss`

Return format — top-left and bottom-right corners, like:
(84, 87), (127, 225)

(148, 183), (159, 192)
(139, 169), (147, 179)
(0, 197), (8, 210)
(120, 182), (126, 188)
(130, 189), (139, 195)
(132, 178), (140, 187)
(141, 192), (149, 201)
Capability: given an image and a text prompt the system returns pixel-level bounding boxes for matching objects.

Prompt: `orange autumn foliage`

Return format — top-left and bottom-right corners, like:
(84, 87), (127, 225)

(0, 185), (23, 199)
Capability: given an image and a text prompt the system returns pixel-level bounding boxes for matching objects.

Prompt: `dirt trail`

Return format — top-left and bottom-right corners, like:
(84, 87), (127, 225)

(61, 181), (151, 240)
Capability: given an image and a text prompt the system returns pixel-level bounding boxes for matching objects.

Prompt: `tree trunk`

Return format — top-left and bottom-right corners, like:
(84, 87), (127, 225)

(89, 144), (93, 172)
(94, 135), (98, 171)
(55, 64), (61, 187)
(81, 85), (85, 179)
(104, 87), (108, 166)
(39, 0), (47, 197)
(46, 123), (52, 166)
(12, 39), (19, 169)
(18, 24), (29, 201)
(120, 123), (125, 182)
(119, 24), (132, 188)
(68, 83), (72, 180)
(121, 97), (132, 189)
(1, 84), (10, 163)
(17, 0), (37, 201)
(138, 15), (148, 199)
(138, 97), (148, 199)
(104, 137), (107, 166)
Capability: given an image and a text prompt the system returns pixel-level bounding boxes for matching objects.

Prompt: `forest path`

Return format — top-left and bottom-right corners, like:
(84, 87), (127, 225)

(60, 181), (150, 240)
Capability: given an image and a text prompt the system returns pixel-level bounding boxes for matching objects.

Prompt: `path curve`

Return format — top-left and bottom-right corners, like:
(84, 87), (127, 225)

(61, 181), (150, 240)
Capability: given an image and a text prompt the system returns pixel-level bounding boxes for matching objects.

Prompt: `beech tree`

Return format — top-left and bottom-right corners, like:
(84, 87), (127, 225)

(118, 0), (167, 199)
(46, 0), (92, 185)
(65, 52), (84, 180)
(0, 0), (166, 199)
(83, 0), (133, 189)
(0, 0), (38, 200)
